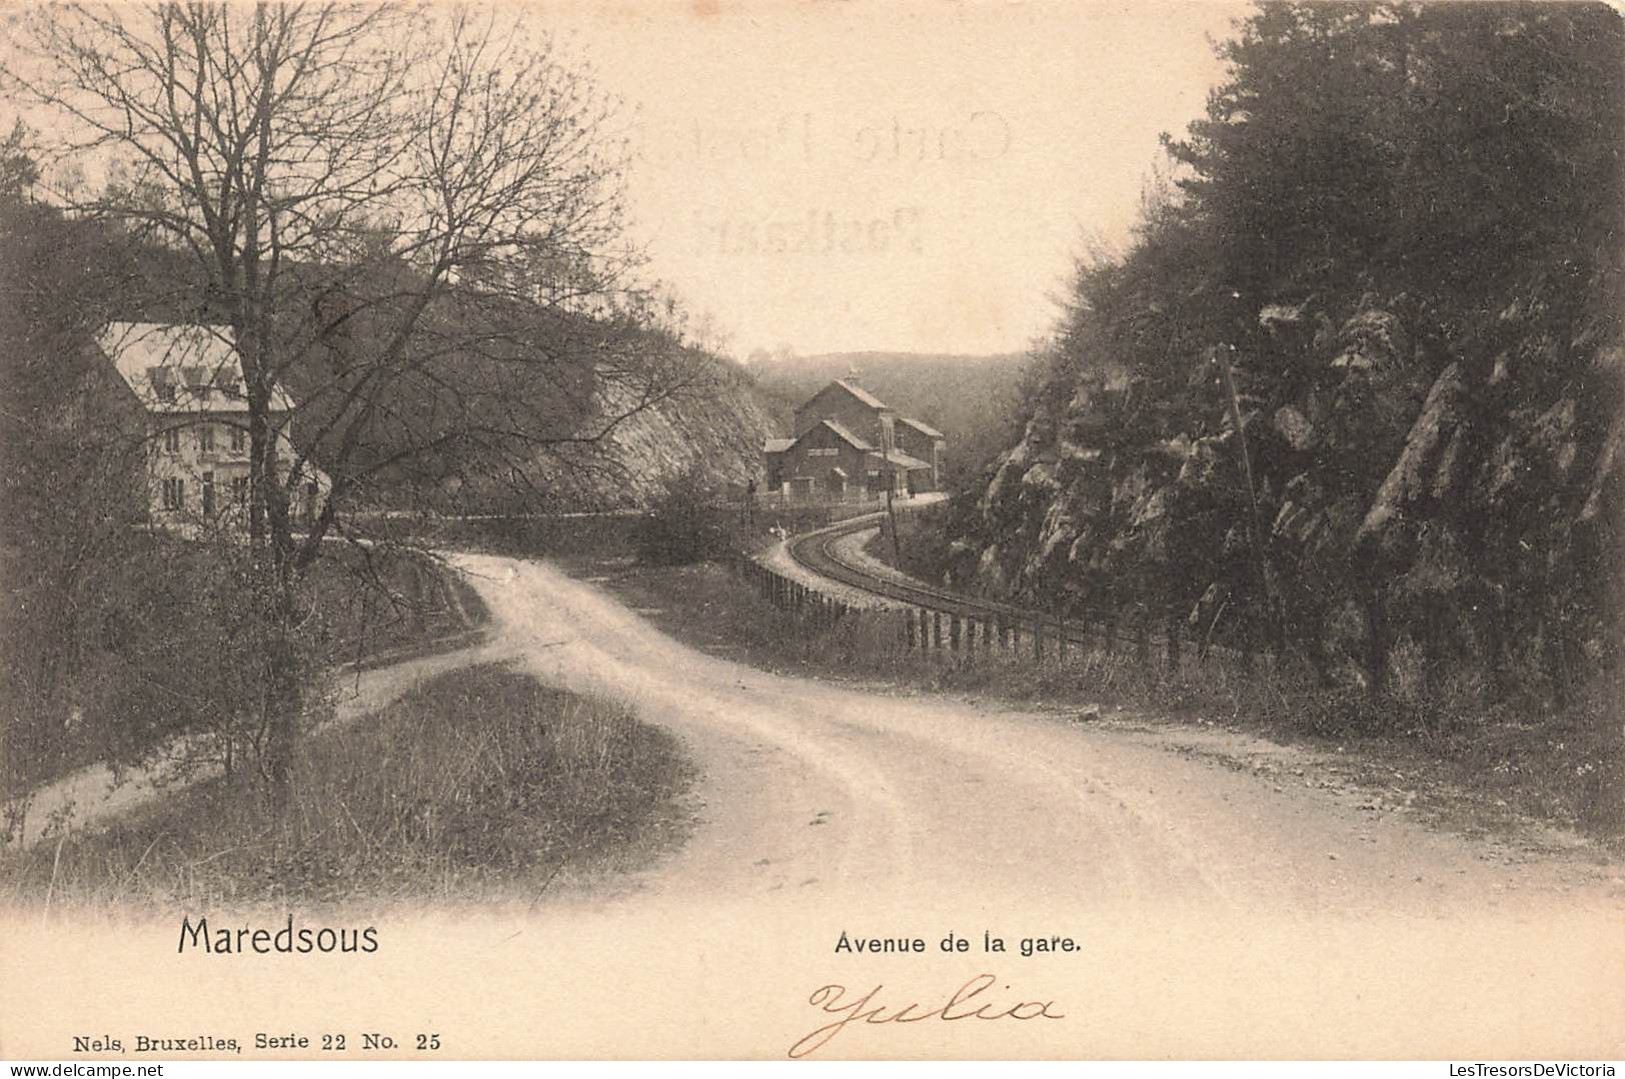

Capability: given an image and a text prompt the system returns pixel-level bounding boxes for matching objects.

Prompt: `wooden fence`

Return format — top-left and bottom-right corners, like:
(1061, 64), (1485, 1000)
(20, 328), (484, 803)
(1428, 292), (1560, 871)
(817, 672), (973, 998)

(730, 554), (1201, 673)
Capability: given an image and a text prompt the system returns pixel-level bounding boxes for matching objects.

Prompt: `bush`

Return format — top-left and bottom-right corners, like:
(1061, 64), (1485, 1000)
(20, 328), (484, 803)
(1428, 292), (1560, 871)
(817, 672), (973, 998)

(632, 467), (737, 565)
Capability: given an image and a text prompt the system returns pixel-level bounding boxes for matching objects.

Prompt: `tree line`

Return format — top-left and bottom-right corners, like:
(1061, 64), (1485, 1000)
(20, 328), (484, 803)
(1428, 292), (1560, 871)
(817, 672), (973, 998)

(956, 3), (1622, 718)
(0, 5), (716, 807)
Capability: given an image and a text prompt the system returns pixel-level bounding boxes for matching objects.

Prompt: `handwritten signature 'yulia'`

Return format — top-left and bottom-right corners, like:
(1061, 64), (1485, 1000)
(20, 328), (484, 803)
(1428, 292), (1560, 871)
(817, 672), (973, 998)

(789, 973), (1064, 1058)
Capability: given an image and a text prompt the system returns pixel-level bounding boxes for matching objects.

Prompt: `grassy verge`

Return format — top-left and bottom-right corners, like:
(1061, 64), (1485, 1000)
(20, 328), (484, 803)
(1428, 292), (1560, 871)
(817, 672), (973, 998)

(567, 554), (1623, 847)
(4, 662), (695, 910)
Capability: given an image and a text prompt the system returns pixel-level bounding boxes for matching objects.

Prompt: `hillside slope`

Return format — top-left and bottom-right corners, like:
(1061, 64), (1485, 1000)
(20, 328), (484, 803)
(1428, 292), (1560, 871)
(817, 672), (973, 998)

(582, 357), (782, 506)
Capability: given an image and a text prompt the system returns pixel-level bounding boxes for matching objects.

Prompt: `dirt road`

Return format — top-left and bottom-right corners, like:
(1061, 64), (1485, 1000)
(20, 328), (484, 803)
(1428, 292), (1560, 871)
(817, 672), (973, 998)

(457, 552), (1624, 917)
(6, 553), (1622, 1060)
(420, 552), (1625, 1058)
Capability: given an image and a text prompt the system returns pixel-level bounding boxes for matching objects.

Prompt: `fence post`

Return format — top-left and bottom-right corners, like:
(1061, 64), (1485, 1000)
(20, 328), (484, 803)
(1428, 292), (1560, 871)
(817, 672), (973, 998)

(950, 613), (960, 653)
(919, 607), (929, 649)
(932, 611), (942, 650)
(905, 609), (916, 649)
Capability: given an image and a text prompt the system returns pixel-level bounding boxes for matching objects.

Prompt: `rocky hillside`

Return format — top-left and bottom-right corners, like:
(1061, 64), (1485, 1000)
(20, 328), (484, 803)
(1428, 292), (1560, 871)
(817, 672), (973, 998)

(953, 3), (1623, 712)
(584, 355), (782, 506)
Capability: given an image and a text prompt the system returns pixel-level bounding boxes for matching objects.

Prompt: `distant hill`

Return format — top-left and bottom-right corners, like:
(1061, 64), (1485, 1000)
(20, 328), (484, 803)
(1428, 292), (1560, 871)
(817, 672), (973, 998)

(746, 351), (1031, 483)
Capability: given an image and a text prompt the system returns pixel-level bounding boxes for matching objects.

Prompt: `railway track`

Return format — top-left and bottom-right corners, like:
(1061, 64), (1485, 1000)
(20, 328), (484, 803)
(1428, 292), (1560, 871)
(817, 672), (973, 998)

(783, 511), (1208, 665)
(787, 512), (1065, 630)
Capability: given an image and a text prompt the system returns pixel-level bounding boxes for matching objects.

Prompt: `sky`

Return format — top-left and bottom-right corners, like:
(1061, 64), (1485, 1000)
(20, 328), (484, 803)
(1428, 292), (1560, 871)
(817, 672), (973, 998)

(552, 0), (1251, 358)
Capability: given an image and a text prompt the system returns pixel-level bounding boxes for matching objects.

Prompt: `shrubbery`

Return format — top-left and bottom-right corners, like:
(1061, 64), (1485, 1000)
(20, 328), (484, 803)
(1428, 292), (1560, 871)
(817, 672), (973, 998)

(632, 467), (737, 565)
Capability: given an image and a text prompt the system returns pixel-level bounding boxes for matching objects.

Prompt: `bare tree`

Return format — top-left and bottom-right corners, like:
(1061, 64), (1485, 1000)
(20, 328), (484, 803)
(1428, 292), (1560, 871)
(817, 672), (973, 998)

(5, 3), (703, 800)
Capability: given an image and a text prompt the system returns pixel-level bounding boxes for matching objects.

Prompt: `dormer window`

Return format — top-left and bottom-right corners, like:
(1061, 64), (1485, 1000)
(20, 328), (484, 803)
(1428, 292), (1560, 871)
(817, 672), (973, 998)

(151, 369), (176, 403)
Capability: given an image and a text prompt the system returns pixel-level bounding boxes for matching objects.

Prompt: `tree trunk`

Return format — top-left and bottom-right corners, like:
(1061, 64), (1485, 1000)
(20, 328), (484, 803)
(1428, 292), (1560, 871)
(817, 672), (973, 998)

(260, 558), (304, 810)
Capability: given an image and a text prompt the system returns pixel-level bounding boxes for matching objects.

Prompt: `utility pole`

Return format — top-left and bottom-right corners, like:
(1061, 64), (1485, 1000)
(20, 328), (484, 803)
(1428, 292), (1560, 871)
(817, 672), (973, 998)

(882, 418), (903, 567)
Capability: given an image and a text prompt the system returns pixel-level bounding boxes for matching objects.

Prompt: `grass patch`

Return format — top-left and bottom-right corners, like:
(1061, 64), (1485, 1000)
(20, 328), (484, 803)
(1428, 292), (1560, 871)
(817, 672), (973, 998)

(3, 662), (695, 911)
(570, 555), (1623, 848)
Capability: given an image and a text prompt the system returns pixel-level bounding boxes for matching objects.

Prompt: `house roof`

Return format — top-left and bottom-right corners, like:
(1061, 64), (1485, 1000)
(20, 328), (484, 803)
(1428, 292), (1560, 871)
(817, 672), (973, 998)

(795, 378), (893, 417)
(896, 415), (944, 440)
(763, 437), (796, 454)
(868, 448), (932, 472)
(819, 419), (875, 451)
(99, 322), (295, 414)
(832, 378), (891, 411)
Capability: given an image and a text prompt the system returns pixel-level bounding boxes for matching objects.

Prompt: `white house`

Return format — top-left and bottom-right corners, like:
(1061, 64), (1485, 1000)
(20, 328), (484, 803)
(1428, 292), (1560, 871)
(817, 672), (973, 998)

(99, 322), (326, 531)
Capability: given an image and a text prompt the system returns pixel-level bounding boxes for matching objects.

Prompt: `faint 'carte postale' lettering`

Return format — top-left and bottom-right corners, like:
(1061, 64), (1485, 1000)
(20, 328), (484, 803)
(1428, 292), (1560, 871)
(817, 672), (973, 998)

(667, 109), (1012, 259)
(646, 109), (1012, 167)
(693, 206), (925, 258)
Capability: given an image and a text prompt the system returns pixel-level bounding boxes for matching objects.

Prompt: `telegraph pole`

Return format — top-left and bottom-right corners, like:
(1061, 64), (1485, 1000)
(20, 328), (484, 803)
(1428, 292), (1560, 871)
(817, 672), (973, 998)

(882, 419), (903, 566)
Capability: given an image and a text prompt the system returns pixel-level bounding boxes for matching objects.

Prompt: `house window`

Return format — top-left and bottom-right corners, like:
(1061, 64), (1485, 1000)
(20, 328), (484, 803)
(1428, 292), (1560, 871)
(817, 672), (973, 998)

(161, 477), (184, 511)
(807, 447), (838, 457)
(201, 472), (215, 517)
(197, 424), (215, 452)
(163, 428), (180, 454)
(232, 476), (249, 504)
(229, 426), (246, 453)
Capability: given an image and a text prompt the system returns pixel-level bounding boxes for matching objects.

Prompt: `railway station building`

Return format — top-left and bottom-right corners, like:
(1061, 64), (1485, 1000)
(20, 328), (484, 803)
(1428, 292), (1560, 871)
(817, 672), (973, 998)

(762, 379), (944, 501)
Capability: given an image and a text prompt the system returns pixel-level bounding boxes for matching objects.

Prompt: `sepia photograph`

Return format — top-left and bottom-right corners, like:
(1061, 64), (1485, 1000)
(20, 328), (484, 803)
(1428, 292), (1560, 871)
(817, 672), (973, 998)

(0, 0), (1622, 1064)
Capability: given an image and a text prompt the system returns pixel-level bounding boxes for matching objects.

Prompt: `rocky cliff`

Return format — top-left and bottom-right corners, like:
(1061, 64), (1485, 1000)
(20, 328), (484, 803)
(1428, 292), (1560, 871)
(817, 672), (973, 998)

(952, 3), (1624, 710)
